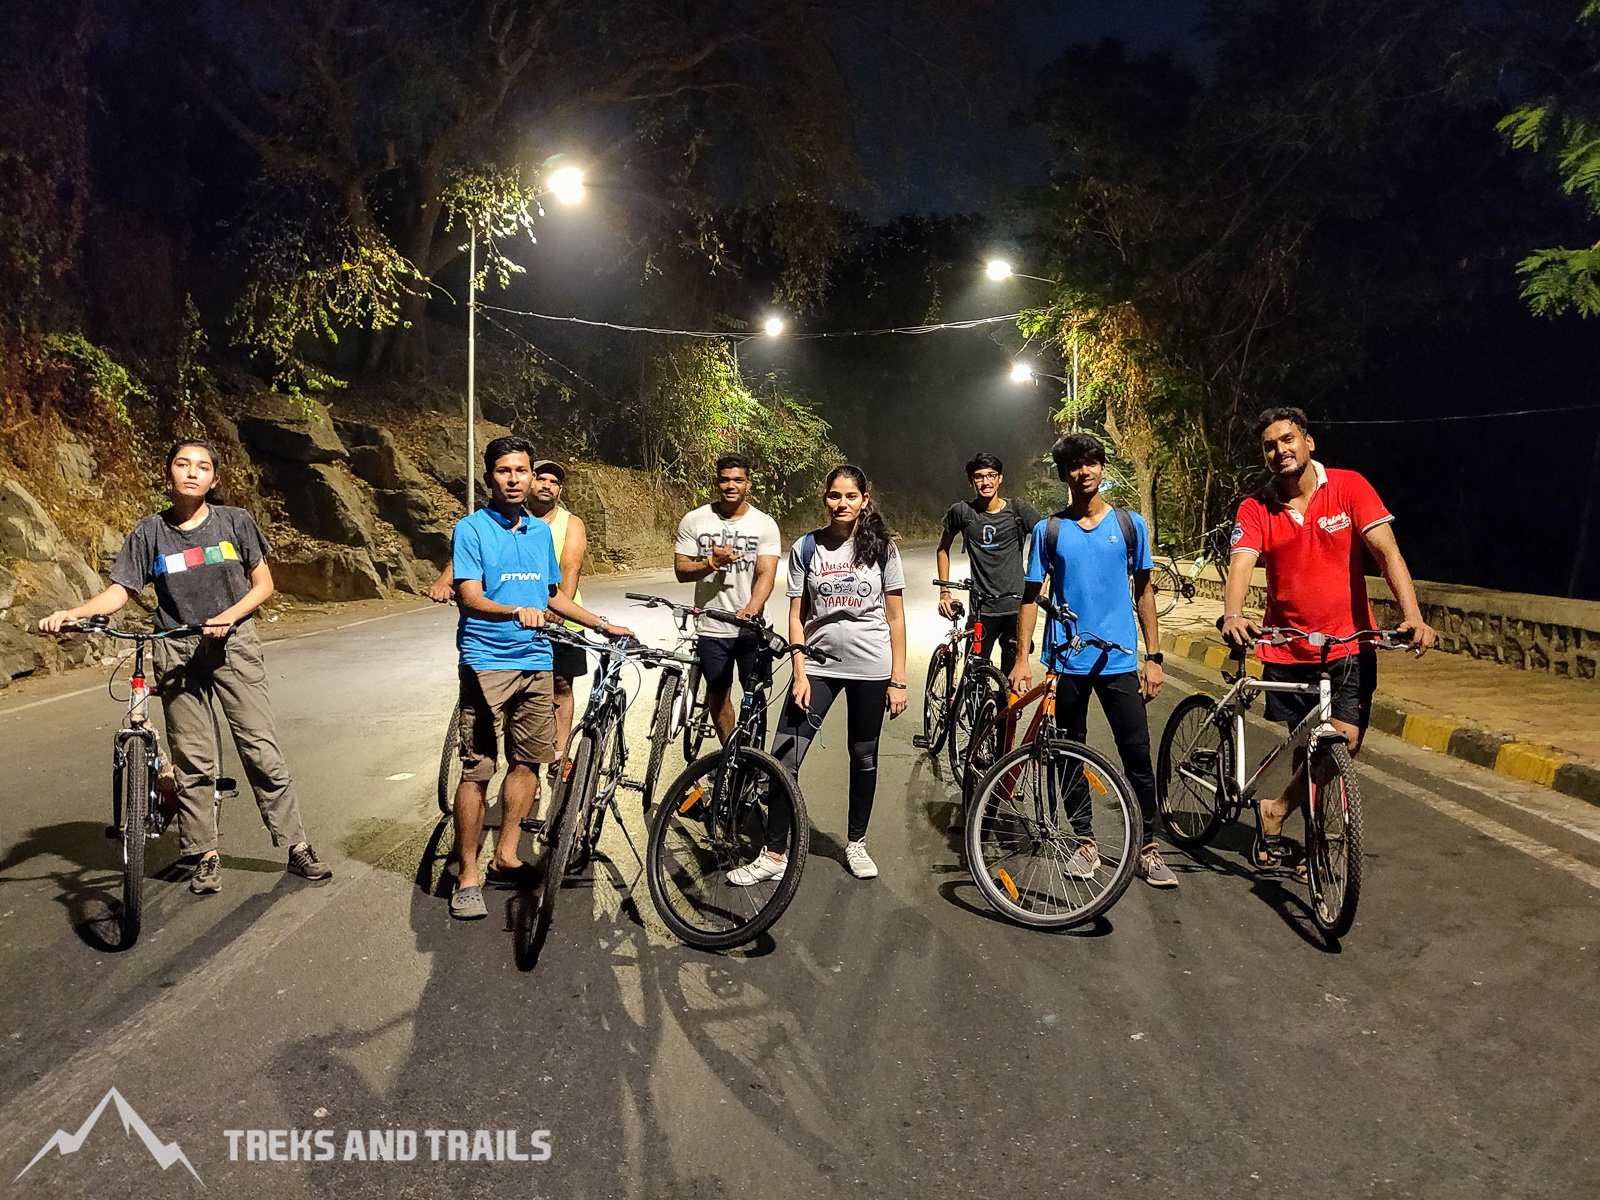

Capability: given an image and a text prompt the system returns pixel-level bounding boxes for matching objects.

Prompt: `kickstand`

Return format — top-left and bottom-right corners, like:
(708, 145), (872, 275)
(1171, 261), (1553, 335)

(606, 794), (647, 887)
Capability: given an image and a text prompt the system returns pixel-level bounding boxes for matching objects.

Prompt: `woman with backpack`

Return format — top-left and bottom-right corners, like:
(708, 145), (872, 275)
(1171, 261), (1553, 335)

(727, 464), (907, 884)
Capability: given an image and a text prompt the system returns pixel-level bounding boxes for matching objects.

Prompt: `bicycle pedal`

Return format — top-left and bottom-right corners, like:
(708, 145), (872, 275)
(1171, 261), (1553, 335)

(519, 817), (547, 835)
(618, 779), (644, 793)
(912, 734), (930, 749)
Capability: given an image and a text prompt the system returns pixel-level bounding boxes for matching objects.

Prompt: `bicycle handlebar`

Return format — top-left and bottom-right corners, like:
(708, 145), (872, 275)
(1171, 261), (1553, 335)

(542, 624), (697, 667)
(624, 592), (834, 664)
(1212, 616), (1410, 653)
(53, 616), (211, 639)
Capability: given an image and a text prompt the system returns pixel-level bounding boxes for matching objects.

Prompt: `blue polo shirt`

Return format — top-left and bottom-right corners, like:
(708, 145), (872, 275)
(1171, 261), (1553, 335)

(452, 505), (562, 671)
(1026, 509), (1151, 676)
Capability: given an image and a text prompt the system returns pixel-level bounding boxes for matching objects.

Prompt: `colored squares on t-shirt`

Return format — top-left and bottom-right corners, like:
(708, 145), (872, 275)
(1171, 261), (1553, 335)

(155, 540), (239, 576)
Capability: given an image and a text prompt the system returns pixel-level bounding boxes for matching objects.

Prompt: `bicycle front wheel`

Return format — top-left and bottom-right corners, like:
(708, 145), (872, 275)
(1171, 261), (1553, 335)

(921, 644), (954, 755)
(521, 733), (595, 965)
(646, 748), (807, 952)
(642, 670), (682, 811)
(682, 662), (711, 763)
(120, 738), (151, 948)
(1157, 693), (1232, 848)
(961, 693), (1006, 807)
(436, 701), (462, 815)
(948, 662), (1007, 782)
(966, 739), (1139, 929)
(1307, 740), (1364, 940)
(1149, 562), (1181, 618)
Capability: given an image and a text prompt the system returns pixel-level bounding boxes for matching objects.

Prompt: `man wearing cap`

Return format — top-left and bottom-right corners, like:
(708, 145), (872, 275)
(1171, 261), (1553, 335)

(430, 456), (590, 768)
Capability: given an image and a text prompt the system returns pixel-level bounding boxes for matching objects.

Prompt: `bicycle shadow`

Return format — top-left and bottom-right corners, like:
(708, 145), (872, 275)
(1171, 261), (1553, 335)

(1179, 830), (1343, 953)
(935, 876), (1115, 937)
(0, 819), (144, 951)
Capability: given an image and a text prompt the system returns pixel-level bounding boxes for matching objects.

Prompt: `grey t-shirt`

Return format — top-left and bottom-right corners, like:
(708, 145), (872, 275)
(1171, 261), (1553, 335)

(109, 505), (271, 630)
(673, 503), (783, 637)
(786, 535), (906, 680)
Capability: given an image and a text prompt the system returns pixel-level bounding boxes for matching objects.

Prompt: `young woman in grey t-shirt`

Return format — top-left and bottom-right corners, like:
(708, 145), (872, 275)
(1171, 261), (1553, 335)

(727, 465), (908, 885)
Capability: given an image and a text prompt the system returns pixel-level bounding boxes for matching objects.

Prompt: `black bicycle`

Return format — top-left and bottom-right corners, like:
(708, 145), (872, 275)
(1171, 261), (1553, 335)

(52, 616), (234, 948)
(515, 626), (694, 966)
(630, 595), (829, 952)
(914, 579), (1014, 787)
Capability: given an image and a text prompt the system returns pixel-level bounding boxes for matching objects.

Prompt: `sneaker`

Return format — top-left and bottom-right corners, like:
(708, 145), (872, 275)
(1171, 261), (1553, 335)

(727, 852), (786, 886)
(844, 840), (879, 880)
(1137, 843), (1179, 889)
(189, 853), (221, 894)
(287, 842), (333, 881)
(1063, 840), (1100, 880)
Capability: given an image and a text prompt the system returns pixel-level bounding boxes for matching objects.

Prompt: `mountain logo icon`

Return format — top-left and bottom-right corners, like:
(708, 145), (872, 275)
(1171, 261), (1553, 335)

(14, 1087), (202, 1185)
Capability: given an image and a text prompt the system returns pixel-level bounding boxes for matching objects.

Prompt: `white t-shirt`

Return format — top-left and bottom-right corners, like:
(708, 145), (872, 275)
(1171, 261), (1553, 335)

(674, 503), (783, 637)
(786, 535), (906, 680)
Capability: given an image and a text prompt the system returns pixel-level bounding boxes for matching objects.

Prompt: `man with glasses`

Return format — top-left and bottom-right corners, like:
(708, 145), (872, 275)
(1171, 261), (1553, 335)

(936, 452), (1042, 675)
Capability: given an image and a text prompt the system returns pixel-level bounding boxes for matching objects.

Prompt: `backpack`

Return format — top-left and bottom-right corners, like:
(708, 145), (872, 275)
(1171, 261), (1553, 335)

(797, 531), (892, 620)
(1043, 506), (1140, 582)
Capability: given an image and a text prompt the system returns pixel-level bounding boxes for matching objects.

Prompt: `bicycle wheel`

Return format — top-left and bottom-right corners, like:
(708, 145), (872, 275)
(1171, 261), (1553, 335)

(1157, 693), (1232, 848)
(120, 738), (151, 948)
(646, 748), (807, 951)
(436, 702), (462, 815)
(523, 733), (595, 963)
(642, 670), (682, 811)
(966, 738), (1139, 929)
(1149, 562), (1181, 618)
(921, 644), (954, 756)
(576, 714), (625, 869)
(682, 662), (711, 762)
(948, 662), (1007, 782)
(1307, 740), (1364, 940)
(961, 693), (1006, 807)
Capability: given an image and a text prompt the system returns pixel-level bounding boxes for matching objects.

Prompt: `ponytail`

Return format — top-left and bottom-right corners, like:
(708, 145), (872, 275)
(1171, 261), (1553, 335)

(823, 465), (898, 569)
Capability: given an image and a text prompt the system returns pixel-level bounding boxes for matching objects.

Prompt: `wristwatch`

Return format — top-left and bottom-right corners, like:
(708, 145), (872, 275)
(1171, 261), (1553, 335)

(1144, 652), (1164, 665)
(595, 616), (611, 635)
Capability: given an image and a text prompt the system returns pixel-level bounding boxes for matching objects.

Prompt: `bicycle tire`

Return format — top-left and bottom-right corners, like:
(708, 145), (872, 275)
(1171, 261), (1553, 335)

(1307, 739), (1364, 940)
(966, 738), (1140, 929)
(436, 701), (462, 815)
(1149, 562), (1181, 618)
(1156, 693), (1232, 848)
(961, 693), (1005, 807)
(948, 662), (1007, 782)
(921, 644), (954, 756)
(524, 733), (594, 963)
(646, 748), (807, 952)
(120, 738), (151, 948)
(642, 670), (681, 811)
(576, 713), (625, 869)
(682, 662), (711, 763)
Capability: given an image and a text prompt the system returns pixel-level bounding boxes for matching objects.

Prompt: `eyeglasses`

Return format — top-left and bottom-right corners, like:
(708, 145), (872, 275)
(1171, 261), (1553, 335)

(970, 472), (1001, 483)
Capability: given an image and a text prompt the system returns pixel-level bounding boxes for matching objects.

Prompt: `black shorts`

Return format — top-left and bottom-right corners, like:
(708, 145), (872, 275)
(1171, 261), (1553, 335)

(697, 633), (759, 693)
(550, 637), (589, 682)
(1262, 649), (1377, 729)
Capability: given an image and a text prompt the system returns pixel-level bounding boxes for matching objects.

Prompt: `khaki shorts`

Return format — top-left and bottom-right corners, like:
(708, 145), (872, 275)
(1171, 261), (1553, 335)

(457, 666), (557, 782)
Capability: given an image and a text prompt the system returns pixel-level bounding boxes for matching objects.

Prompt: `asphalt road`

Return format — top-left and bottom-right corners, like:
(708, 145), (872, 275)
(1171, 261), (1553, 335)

(1, 545), (1597, 1198)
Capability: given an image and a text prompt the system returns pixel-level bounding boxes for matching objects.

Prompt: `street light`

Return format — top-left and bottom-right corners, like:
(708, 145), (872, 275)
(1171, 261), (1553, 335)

(763, 315), (785, 338)
(1010, 361), (1034, 382)
(985, 260), (1078, 422)
(466, 162), (586, 509)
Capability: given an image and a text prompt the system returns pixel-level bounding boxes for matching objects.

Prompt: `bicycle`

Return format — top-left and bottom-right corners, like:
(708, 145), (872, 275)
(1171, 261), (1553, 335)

(913, 579), (1013, 787)
(963, 596), (1142, 929)
(633, 596), (831, 952)
(631, 593), (717, 810)
(515, 626), (694, 965)
(52, 616), (234, 948)
(1148, 520), (1235, 617)
(1155, 624), (1408, 940)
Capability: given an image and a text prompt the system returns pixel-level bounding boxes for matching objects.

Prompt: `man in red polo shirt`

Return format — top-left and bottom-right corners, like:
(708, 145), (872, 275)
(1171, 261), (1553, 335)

(1221, 406), (1435, 875)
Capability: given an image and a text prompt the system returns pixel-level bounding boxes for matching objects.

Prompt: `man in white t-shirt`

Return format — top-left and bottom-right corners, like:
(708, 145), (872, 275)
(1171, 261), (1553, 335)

(673, 454), (782, 740)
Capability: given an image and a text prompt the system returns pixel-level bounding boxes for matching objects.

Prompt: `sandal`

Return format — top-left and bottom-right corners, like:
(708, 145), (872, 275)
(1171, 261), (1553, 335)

(449, 885), (488, 920)
(1251, 831), (1289, 875)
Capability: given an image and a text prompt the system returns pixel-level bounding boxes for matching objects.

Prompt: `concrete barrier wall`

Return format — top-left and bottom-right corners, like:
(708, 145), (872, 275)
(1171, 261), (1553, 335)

(1178, 561), (1600, 683)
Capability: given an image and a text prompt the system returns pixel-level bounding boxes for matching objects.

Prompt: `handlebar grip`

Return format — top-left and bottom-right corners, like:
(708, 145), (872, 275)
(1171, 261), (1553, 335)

(932, 578), (966, 589)
(700, 607), (752, 630)
(624, 592), (660, 604)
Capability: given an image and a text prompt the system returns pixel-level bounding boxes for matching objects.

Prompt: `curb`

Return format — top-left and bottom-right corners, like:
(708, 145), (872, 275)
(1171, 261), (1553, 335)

(1159, 630), (1600, 811)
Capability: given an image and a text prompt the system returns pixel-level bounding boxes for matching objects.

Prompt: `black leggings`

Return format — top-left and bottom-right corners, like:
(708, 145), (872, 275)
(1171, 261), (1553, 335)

(1052, 671), (1159, 844)
(770, 675), (889, 844)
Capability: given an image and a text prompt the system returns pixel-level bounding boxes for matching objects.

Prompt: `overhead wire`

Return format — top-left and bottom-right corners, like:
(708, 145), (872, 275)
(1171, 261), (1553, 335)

(1320, 402), (1600, 426)
(477, 303), (1025, 340)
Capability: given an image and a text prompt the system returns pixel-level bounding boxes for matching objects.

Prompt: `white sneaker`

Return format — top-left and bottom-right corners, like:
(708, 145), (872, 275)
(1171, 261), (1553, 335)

(845, 840), (879, 880)
(1063, 840), (1101, 880)
(727, 852), (786, 886)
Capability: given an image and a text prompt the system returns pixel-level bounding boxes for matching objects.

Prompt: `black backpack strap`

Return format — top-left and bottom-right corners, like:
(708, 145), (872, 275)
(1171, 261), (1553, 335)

(1112, 506), (1138, 576)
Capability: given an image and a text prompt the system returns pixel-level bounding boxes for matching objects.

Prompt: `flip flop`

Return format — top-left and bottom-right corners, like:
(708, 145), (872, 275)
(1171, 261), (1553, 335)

(484, 863), (535, 889)
(449, 885), (488, 920)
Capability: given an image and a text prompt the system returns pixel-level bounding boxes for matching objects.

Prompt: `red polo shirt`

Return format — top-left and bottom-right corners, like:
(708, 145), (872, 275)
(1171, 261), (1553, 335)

(1232, 463), (1393, 665)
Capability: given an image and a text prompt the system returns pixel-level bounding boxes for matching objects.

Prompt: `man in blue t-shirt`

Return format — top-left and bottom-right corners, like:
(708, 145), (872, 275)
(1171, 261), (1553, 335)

(1009, 433), (1177, 890)
(447, 435), (633, 920)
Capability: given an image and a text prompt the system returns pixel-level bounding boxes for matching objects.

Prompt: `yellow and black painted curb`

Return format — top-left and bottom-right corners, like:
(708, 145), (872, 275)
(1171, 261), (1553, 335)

(1160, 632), (1600, 809)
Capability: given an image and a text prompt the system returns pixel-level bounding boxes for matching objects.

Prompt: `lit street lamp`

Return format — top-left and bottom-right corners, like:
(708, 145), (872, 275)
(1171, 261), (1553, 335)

(466, 163), (586, 509)
(763, 315), (786, 338)
(985, 260), (1078, 418)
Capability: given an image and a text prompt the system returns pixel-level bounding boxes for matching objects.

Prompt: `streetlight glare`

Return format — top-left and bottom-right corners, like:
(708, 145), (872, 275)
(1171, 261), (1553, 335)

(763, 316), (785, 337)
(1010, 362), (1033, 383)
(548, 165), (586, 205)
(986, 259), (1014, 280)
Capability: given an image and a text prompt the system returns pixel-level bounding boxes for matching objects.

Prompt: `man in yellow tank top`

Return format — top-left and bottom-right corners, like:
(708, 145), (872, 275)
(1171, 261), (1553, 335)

(429, 458), (588, 773)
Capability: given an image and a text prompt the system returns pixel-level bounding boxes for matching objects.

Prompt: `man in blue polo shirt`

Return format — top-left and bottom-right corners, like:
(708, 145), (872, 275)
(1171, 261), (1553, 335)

(448, 435), (632, 920)
(1009, 432), (1176, 890)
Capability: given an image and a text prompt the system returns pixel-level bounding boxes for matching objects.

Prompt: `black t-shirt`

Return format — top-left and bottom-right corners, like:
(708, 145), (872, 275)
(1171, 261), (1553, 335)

(942, 497), (1043, 614)
(110, 505), (271, 630)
